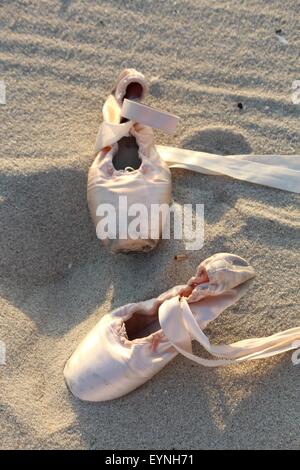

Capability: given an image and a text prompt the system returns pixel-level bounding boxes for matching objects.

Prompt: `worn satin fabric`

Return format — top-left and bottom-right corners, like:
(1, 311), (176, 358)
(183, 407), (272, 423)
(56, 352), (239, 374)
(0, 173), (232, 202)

(95, 118), (300, 194)
(88, 123), (172, 253)
(89, 73), (172, 253)
(63, 253), (300, 402)
(94, 98), (300, 194)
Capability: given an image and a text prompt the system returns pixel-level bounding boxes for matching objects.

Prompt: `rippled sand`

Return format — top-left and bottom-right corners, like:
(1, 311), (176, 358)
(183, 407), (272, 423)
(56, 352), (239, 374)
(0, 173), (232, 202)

(0, 0), (299, 450)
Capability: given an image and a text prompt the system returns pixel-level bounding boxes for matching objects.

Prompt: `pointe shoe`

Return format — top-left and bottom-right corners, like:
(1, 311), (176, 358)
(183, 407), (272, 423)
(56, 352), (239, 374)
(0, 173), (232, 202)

(64, 252), (300, 402)
(87, 69), (173, 253)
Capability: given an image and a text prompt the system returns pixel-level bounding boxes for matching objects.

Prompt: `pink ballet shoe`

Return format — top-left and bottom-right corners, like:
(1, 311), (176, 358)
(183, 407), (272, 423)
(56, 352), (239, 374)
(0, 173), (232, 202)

(87, 69), (300, 256)
(88, 69), (173, 253)
(63, 253), (300, 402)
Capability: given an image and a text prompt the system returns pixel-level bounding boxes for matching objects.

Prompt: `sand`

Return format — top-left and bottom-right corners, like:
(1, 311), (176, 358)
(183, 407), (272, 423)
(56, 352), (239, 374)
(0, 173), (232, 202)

(0, 0), (299, 450)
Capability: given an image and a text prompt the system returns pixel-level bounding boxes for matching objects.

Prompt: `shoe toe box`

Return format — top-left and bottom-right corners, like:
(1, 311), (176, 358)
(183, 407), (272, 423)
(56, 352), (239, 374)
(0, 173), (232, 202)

(63, 315), (156, 402)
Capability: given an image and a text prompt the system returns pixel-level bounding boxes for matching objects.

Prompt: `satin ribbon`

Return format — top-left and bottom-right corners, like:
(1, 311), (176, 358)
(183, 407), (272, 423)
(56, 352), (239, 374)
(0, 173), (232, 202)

(94, 120), (133, 152)
(158, 296), (300, 367)
(157, 145), (300, 194)
(94, 116), (300, 193)
(122, 99), (179, 134)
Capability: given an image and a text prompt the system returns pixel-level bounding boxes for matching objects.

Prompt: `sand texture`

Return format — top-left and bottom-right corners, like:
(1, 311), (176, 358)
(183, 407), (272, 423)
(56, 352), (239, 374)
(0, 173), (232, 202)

(0, 0), (299, 450)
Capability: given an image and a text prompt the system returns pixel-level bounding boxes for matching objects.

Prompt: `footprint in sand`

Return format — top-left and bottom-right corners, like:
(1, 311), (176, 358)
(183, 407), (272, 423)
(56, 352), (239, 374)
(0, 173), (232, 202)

(181, 126), (252, 156)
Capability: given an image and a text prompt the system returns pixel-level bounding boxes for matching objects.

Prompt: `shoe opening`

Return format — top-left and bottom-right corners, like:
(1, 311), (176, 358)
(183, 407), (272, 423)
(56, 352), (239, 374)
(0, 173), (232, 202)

(112, 135), (142, 171)
(124, 268), (209, 341)
(120, 82), (144, 124)
(120, 77), (145, 124)
(124, 82), (144, 101)
(125, 308), (160, 340)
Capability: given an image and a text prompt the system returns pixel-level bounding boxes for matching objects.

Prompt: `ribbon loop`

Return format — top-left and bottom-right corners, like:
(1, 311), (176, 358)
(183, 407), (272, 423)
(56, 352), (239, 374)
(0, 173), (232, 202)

(159, 296), (300, 367)
(94, 96), (300, 194)
(121, 99), (179, 134)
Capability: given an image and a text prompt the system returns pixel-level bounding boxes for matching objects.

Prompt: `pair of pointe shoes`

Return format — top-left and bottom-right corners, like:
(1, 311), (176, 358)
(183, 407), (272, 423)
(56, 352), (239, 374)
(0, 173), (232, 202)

(63, 70), (300, 402)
